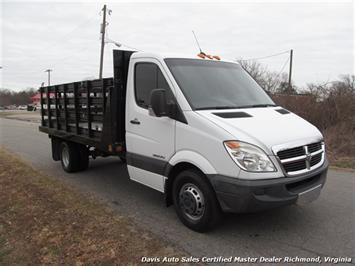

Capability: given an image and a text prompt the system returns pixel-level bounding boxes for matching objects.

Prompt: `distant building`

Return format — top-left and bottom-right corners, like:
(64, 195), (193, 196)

(31, 92), (54, 106)
(31, 93), (41, 106)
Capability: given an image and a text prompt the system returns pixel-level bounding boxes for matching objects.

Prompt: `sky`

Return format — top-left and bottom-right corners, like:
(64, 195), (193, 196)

(0, 1), (354, 91)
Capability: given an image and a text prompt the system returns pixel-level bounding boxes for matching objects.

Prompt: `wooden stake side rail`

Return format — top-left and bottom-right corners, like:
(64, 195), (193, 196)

(39, 78), (114, 146)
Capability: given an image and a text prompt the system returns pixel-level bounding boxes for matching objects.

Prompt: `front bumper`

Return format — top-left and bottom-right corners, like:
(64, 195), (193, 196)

(207, 159), (328, 213)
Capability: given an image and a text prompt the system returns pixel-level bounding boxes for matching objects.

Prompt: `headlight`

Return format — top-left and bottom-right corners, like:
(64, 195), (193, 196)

(224, 141), (276, 172)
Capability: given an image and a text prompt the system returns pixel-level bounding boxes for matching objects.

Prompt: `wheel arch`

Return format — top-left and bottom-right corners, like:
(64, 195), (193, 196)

(164, 150), (217, 206)
(51, 136), (62, 161)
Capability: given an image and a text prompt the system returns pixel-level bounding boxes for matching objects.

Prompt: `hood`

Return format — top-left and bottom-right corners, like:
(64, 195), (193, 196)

(196, 107), (323, 155)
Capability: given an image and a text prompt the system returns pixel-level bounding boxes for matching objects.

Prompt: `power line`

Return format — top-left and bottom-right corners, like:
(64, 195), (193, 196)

(37, 10), (100, 40)
(239, 50), (290, 61)
(275, 56), (290, 80)
(18, 44), (95, 76)
(50, 45), (94, 67)
(41, 12), (100, 52)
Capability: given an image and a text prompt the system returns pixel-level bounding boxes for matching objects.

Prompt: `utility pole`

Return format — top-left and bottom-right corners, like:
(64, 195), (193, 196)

(45, 69), (52, 86)
(99, 4), (107, 79)
(288, 49), (293, 92)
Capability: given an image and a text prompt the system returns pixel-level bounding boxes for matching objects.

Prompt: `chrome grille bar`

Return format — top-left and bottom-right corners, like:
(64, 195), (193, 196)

(276, 142), (325, 176)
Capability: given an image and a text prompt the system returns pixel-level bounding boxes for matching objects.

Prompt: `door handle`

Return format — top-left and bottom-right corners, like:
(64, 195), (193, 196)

(130, 118), (140, 125)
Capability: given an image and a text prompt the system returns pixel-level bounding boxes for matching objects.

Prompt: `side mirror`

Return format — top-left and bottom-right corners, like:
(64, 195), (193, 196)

(149, 89), (168, 117)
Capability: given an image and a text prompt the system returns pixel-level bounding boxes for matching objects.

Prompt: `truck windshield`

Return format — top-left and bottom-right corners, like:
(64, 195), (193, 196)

(164, 58), (275, 110)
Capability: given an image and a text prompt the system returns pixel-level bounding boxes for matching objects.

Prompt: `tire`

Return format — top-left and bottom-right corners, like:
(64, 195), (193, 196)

(77, 144), (89, 171)
(172, 169), (221, 232)
(60, 141), (81, 173)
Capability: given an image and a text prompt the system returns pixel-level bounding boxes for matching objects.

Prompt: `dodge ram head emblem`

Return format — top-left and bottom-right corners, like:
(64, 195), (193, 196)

(305, 149), (312, 170)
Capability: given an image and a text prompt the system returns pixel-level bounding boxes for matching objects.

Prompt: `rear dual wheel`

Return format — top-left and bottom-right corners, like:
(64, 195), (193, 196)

(60, 141), (89, 172)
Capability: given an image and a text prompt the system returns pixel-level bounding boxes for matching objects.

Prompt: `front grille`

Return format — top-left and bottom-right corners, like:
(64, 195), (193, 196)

(284, 160), (307, 172)
(277, 146), (304, 160)
(310, 153), (322, 166)
(276, 142), (324, 175)
(308, 142), (322, 153)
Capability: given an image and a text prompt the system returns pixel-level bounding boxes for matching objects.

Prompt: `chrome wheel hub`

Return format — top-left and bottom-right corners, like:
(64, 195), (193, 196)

(179, 183), (205, 220)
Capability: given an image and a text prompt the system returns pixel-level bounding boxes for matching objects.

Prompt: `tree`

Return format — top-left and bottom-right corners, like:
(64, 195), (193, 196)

(236, 59), (290, 94)
(0, 88), (37, 106)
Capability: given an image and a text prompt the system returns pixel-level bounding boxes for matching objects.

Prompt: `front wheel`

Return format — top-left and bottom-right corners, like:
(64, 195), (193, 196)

(172, 169), (221, 232)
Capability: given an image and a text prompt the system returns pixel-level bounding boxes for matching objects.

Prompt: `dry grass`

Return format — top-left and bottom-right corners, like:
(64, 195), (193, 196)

(0, 148), (195, 265)
(0, 111), (17, 117)
(331, 157), (355, 171)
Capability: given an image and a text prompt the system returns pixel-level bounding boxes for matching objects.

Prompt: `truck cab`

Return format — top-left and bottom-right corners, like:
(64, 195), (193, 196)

(125, 52), (328, 231)
(39, 50), (328, 232)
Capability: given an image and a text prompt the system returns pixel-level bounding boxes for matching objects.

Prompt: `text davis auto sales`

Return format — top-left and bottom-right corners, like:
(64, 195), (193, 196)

(141, 256), (353, 264)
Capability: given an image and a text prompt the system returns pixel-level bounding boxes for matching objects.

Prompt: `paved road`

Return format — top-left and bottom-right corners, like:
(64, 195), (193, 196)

(1, 118), (354, 265)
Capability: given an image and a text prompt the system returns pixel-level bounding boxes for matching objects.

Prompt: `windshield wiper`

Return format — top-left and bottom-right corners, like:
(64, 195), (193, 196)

(236, 104), (277, 109)
(196, 104), (276, 110)
(196, 106), (240, 110)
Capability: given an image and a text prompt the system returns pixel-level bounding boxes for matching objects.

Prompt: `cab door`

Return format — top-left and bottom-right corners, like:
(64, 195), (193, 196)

(125, 58), (175, 192)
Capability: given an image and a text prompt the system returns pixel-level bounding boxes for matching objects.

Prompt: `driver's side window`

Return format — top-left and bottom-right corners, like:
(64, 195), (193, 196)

(134, 62), (173, 109)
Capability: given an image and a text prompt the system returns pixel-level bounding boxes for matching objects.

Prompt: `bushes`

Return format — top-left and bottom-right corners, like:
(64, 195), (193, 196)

(239, 59), (354, 164)
(272, 76), (355, 161)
